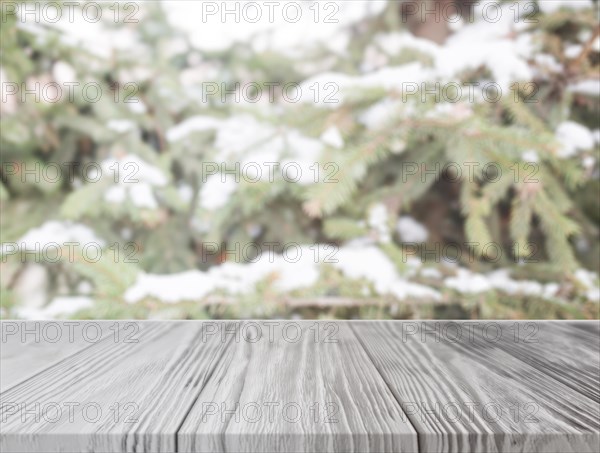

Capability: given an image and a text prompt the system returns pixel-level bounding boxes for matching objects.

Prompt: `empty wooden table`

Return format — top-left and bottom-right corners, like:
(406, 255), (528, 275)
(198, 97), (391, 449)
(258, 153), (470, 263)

(1, 321), (599, 452)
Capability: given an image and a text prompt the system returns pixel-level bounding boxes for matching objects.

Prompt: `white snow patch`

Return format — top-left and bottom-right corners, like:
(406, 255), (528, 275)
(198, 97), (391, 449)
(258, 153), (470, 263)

(127, 101), (148, 115)
(214, 115), (279, 159)
(368, 204), (391, 244)
(2, 221), (105, 255)
(16, 297), (94, 320)
(445, 269), (492, 293)
(129, 183), (159, 209)
(333, 245), (400, 294)
(52, 61), (76, 85)
(320, 126), (344, 149)
(437, 14), (534, 91)
(564, 44), (583, 59)
(333, 244), (441, 300)
(444, 268), (561, 298)
(556, 121), (595, 157)
(582, 156), (596, 170)
(124, 242), (442, 304)
(200, 176), (237, 210)
(487, 269), (544, 296)
(282, 130), (325, 185)
(125, 271), (215, 304)
(167, 0), (385, 53)
(568, 80), (600, 97)
(300, 63), (432, 106)
(101, 155), (167, 209)
(178, 184), (194, 204)
(574, 269), (600, 302)
(107, 120), (136, 133)
(397, 216), (429, 243)
(359, 99), (407, 130)
(171, 116), (324, 186)
(420, 267), (443, 279)
(522, 150), (539, 163)
(371, 7), (536, 92)
(22, 10), (143, 60)
(101, 155), (167, 186)
(77, 280), (93, 295)
(166, 116), (222, 142)
(124, 245), (330, 303)
(105, 185), (127, 204)
(534, 54), (563, 74)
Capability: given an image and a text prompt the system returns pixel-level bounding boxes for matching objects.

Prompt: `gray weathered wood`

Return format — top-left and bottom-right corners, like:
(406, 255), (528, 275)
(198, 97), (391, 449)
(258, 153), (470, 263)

(1, 321), (599, 453)
(178, 321), (418, 452)
(0, 321), (114, 392)
(1, 321), (232, 452)
(352, 321), (600, 453)
(492, 321), (600, 402)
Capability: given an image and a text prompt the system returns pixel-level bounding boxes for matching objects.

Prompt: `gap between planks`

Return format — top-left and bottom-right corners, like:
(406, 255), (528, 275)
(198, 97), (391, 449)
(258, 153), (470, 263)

(2, 321), (599, 453)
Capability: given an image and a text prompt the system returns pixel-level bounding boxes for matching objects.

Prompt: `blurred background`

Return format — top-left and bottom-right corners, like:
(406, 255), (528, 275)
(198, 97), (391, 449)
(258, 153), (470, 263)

(1, 0), (599, 320)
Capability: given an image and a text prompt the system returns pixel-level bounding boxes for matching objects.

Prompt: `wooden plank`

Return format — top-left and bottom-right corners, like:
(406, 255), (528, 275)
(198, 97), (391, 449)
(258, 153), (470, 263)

(178, 321), (418, 453)
(352, 321), (600, 453)
(491, 321), (600, 402)
(569, 319), (600, 337)
(1, 321), (233, 453)
(3, 321), (599, 453)
(0, 321), (115, 392)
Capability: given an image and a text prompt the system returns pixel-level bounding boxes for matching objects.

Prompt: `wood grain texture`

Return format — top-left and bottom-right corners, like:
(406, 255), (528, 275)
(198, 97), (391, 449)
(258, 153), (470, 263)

(0, 321), (113, 392)
(1, 321), (233, 452)
(352, 321), (600, 453)
(570, 320), (600, 337)
(1, 321), (599, 453)
(178, 321), (418, 453)
(493, 321), (600, 402)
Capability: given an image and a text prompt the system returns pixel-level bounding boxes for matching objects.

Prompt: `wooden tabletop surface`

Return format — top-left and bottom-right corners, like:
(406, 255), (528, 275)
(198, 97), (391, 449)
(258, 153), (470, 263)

(1, 321), (599, 452)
